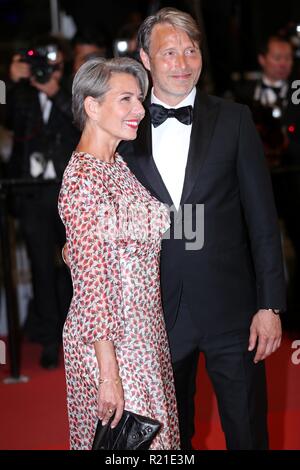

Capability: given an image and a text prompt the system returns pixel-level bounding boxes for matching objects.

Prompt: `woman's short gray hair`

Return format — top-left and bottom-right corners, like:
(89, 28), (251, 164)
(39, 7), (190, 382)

(72, 57), (149, 131)
(138, 7), (201, 55)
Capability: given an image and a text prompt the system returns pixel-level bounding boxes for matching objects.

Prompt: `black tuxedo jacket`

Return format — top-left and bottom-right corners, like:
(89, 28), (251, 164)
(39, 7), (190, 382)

(6, 80), (79, 179)
(119, 91), (286, 334)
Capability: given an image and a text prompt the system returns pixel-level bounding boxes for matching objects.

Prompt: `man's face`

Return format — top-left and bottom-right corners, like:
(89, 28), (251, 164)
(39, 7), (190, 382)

(140, 23), (202, 106)
(258, 40), (293, 82)
(73, 44), (105, 73)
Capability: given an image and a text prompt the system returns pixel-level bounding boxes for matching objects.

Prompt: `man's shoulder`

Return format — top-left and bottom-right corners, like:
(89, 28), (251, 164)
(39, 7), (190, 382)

(197, 90), (245, 113)
(196, 90), (248, 125)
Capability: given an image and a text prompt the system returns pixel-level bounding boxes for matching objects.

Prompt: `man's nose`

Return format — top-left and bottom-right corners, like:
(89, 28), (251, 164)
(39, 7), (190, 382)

(279, 58), (290, 66)
(176, 54), (187, 69)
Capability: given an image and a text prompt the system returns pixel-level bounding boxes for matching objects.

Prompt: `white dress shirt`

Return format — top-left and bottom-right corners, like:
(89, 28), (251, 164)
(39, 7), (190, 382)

(38, 91), (52, 123)
(254, 75), (288, 106)
(33, 92), (57, 179)
(151, 87), (196, 209)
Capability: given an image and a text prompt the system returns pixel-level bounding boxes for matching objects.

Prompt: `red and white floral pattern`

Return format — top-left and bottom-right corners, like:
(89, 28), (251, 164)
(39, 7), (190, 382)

(58, 152), (180, 450)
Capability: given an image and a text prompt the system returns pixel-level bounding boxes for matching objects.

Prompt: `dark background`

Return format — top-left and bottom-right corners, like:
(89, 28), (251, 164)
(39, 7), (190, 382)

(1, 0), (300, 82)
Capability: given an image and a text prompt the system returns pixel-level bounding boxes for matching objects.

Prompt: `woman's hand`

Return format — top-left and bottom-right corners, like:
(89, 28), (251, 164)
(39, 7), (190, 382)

(94, 340), (124, 429)
(98, 377), (124, 428)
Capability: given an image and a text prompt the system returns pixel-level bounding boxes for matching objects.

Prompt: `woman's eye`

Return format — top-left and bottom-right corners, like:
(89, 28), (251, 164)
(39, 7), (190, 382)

(122, 96), (131, 102)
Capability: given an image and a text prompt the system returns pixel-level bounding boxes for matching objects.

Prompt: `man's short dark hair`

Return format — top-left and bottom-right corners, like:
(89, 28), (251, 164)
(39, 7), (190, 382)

(259, 35), (293, 56)
(72, 30), (107, 50)
(32, 34), (67, 55)
(138, 7), (201, 54)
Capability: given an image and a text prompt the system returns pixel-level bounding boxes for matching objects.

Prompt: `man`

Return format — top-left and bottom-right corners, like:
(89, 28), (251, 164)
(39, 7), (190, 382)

(235, 35), (294, 110)
(119, 8), (286, 449)
(235, 35), (300, 328)
(72, 30), (108, 73)
(234, 36), (299, 170)
(7, 36), (78, 368)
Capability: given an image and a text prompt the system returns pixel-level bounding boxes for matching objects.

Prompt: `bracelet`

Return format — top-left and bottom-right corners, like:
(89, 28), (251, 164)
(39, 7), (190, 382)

(99, 377), (121, 385)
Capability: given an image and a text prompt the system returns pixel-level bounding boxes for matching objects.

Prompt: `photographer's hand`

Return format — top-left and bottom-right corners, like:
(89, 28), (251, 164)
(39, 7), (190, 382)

(9, 54), (31, 82)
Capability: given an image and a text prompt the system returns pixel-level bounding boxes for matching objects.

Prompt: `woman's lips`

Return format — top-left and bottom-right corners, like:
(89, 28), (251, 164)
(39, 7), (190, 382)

(125, 120), (139, 129)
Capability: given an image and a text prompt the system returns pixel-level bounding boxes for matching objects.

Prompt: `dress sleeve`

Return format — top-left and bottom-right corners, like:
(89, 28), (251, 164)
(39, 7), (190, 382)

(58, 168), (125, 344)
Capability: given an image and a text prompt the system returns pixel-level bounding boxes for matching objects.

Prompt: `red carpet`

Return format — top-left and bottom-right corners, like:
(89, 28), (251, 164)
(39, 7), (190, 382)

(0, 332), (299, 450)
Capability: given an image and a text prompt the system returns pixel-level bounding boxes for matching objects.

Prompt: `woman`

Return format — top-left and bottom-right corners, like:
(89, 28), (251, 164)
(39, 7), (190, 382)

(58, 57), (180, 450)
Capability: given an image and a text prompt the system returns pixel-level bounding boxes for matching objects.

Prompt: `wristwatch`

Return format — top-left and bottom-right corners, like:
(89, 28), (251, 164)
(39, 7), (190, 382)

(267, 308), (281, 315)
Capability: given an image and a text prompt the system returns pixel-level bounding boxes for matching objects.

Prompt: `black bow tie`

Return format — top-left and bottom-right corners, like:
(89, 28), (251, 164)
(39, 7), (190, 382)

(149, 103), (193, 128)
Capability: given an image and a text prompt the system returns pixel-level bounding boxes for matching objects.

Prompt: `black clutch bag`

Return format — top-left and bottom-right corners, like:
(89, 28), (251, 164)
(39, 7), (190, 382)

(92, 410), (162, 450)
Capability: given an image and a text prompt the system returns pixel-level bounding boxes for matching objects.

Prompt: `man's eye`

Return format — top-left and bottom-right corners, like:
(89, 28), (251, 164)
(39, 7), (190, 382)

(165, 51), (175, 56)
(122, 96), (130, 101)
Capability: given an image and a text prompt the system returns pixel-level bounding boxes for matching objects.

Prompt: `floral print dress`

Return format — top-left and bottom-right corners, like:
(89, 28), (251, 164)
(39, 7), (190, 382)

(58, 151), (180, 450)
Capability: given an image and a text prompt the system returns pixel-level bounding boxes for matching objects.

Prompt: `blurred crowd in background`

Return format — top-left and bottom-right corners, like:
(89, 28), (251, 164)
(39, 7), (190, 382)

(0, 0), (300, 370)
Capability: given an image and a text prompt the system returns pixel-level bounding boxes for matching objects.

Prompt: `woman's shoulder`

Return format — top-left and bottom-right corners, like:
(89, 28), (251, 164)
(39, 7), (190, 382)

(61, 151), (105, 199)
(65, 151), (104, 181)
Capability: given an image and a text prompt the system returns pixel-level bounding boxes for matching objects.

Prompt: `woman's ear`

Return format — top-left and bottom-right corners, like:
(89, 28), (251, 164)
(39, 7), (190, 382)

(83, 96), (100, 122)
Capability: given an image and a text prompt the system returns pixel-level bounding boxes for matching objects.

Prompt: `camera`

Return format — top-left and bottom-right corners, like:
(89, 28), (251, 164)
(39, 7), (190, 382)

(19, 45), (60, 83)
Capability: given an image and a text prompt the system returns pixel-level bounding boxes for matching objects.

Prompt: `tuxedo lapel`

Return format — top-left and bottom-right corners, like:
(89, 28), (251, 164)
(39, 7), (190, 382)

(132, 91), (220, 207)
(180, 91), (220, 204)
(133, 110), (174, 206)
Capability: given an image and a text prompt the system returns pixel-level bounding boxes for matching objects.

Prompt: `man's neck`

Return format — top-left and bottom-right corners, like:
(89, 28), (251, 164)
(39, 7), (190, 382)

(151, 87), (196, 108)
(262, 75), (286, 87)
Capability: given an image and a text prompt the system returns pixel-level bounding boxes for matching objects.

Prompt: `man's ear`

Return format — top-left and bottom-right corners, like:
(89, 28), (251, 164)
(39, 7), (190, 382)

(258, 54), (265, 69)
(84, 96), (100, 122)
(140, 48), (151, 71)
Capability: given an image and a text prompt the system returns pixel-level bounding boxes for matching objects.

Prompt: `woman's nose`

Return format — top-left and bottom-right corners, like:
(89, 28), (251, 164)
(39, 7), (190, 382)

(134, 100), (145, 116)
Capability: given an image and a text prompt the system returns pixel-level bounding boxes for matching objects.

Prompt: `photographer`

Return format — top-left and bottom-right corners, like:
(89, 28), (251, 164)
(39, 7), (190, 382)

(235, 35), (300, 326)
(6, 36), (79, 369)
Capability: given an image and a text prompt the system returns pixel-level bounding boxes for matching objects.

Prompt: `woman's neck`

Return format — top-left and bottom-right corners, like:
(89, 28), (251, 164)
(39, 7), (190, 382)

(76, 126), (120, 163)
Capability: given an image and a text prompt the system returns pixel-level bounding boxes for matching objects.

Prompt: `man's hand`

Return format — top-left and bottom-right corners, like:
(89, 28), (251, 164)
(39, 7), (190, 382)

(248, 309), (282, 363)
(62, 243), (70, 268)
(9, 54), (31, 82)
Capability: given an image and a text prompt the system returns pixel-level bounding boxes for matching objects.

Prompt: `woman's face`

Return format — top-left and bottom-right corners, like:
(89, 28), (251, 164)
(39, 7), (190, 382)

(91, 72), (145, 141)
